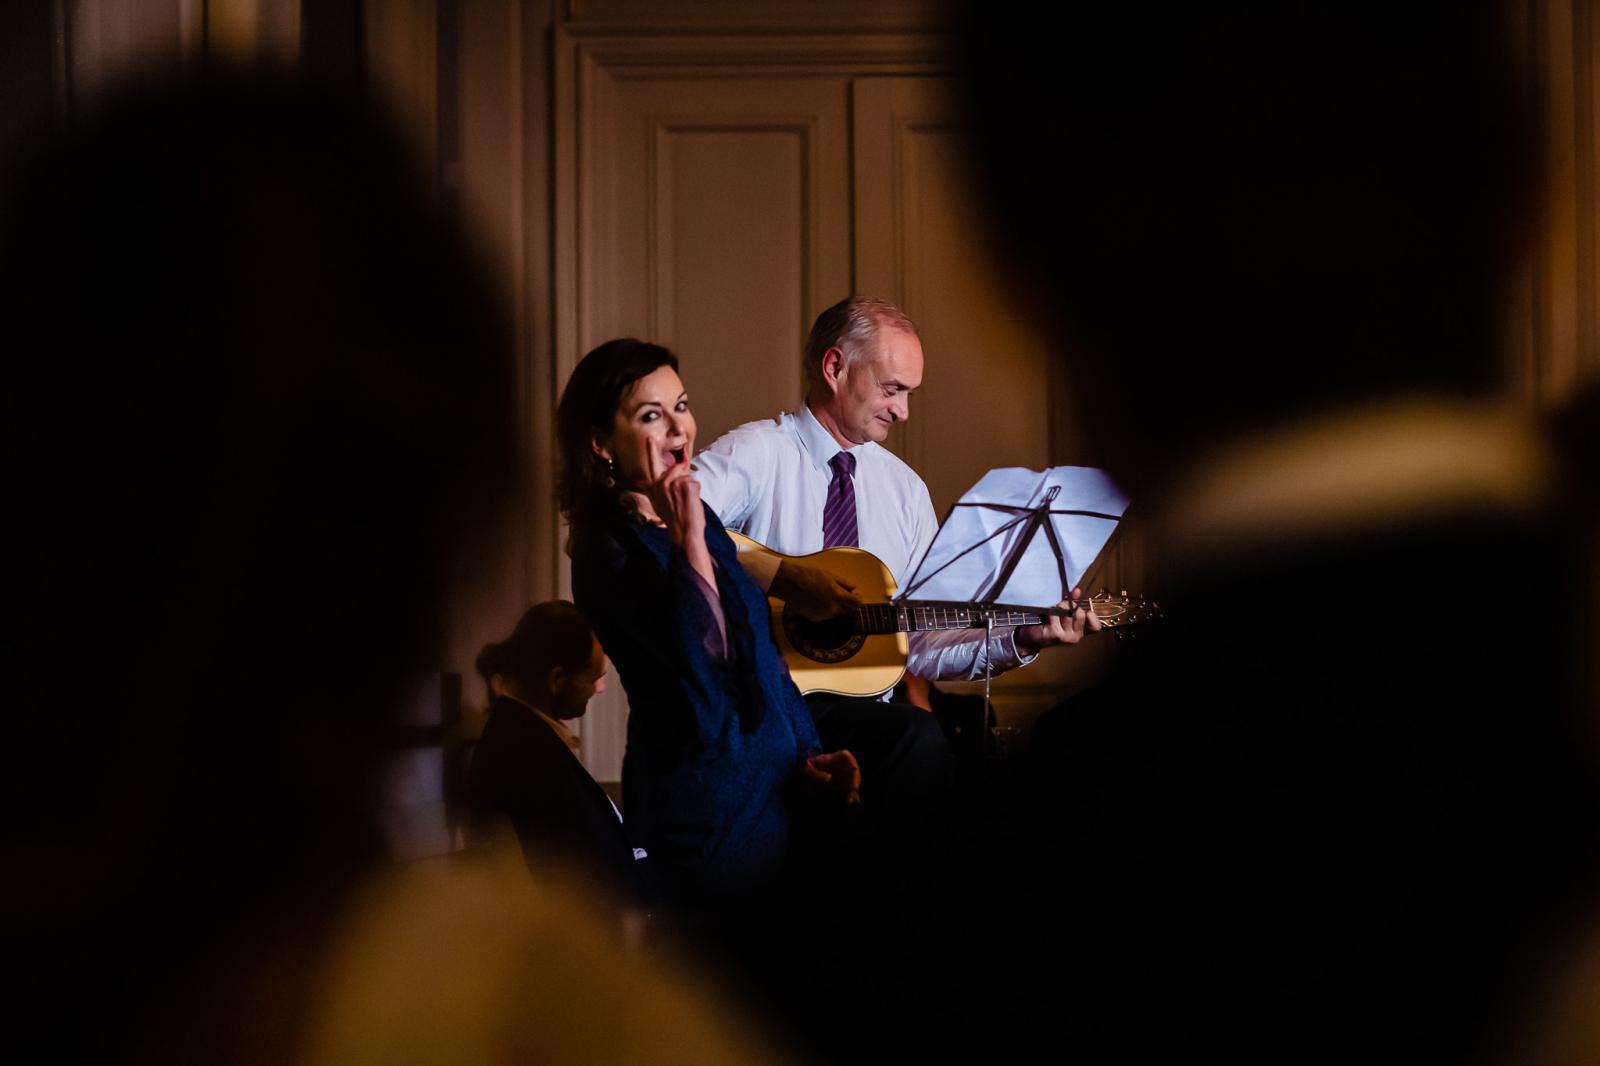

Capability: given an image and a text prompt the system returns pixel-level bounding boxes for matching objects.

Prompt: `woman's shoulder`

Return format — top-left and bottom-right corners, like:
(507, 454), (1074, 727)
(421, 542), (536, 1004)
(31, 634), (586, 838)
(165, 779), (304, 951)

(569, 518), (635, 573)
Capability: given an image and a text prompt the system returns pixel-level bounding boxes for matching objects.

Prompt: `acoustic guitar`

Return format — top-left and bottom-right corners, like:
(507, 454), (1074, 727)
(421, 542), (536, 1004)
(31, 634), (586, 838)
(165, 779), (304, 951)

(728, 531), (1161, 698)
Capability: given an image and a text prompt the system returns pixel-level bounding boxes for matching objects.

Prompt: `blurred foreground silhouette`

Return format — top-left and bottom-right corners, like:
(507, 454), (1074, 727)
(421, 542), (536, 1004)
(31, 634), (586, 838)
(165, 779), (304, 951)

(936, 4), (1600, 1063)
(2, 70), (778, 1064)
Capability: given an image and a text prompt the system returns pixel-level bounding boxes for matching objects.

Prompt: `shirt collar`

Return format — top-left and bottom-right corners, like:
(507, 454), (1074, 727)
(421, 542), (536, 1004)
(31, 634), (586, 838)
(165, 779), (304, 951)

(498, 693), (577, 749)
(797, 403), (857, 472)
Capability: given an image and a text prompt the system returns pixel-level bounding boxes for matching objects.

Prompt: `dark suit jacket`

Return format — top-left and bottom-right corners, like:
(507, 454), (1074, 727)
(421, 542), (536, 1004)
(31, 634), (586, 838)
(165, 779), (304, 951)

(467, 696), (647, 903)
(569, 504), (823, 902)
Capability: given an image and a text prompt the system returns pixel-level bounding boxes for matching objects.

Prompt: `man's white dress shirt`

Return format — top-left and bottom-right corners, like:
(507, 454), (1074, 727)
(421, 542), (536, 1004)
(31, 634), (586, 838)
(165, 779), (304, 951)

(694, 406), (1034, 682)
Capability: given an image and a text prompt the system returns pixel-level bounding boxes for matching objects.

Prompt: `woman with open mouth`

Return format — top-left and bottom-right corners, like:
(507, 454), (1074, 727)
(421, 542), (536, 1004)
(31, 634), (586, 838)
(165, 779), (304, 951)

(557, 338), (860, 907)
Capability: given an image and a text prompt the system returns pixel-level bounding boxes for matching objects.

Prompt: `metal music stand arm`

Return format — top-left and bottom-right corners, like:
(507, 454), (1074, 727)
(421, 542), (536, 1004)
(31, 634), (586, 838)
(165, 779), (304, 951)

(982, 613), (995, 754)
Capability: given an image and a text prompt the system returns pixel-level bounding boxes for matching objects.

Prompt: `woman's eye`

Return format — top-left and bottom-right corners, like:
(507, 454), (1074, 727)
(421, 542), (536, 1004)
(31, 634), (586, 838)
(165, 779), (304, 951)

(640, 410), (659, 423)
(675, 400), (690, 412)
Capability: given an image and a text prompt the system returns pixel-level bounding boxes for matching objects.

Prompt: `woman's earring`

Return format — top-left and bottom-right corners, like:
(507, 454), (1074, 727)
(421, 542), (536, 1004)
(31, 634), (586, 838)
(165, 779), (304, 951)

(602, 457), (616, 489)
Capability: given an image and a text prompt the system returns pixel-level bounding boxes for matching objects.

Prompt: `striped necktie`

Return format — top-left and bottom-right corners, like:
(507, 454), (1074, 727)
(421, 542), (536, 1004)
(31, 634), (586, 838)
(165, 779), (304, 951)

(822, 451), (859, 548)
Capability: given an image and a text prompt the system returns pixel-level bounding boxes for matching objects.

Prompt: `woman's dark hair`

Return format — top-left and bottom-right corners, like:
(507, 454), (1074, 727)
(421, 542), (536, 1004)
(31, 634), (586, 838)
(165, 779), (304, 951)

(476, 600), (595, 704)
(556, 338), (678, 530)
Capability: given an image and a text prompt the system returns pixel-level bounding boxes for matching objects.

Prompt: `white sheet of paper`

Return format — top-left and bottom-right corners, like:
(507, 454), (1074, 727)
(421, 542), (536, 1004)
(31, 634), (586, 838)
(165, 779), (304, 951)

(902, 466), (1129, 608)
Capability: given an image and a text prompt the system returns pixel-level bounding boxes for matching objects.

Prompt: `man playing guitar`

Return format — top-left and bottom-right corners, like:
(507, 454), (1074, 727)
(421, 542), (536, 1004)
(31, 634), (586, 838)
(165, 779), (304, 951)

(693, 295), (1100, 827)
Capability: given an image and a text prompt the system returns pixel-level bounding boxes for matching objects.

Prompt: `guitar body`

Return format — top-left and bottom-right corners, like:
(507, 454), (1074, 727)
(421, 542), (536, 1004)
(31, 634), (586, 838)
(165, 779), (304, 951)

(728, 531), (909, 698)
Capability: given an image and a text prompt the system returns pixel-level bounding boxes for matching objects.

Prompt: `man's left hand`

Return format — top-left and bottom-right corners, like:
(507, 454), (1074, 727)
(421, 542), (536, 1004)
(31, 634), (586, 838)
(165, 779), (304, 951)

(1015, 587), (1102, 655)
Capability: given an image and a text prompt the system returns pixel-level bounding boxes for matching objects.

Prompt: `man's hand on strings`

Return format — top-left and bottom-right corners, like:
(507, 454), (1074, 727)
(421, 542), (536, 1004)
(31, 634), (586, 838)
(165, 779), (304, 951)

(772, 560), (860, 621)
(1015, 587), (1102, 655)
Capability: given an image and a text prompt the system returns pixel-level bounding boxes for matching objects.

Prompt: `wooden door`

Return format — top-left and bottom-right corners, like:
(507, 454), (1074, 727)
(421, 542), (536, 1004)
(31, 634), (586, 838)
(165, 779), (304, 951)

(554, 31), (939, 779)
(850, 75), (1056, 514)
(555, 35), (1099, 778)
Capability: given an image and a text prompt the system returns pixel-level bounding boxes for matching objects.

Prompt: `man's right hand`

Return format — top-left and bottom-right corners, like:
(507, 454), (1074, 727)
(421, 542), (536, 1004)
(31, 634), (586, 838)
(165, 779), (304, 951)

(772, 559), (860, 621)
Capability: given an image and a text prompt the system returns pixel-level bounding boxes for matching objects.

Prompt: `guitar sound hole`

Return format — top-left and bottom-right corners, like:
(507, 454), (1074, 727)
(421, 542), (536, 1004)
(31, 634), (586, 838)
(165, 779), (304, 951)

(783, 610), (866, 664)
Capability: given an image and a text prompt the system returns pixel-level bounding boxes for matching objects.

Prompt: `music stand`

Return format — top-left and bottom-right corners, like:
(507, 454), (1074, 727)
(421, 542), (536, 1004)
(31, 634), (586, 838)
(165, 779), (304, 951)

(899, 466), (1129, 749)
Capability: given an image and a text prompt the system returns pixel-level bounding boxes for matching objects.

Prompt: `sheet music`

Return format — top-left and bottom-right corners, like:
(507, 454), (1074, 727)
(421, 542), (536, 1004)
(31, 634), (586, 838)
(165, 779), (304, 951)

(902, 466), (1129, 608)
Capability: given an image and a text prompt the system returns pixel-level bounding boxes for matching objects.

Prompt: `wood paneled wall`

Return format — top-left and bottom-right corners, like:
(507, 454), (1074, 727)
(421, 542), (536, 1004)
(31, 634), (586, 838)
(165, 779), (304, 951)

(1513, 0), (1600, 402)
(16, 0), (1599, 775)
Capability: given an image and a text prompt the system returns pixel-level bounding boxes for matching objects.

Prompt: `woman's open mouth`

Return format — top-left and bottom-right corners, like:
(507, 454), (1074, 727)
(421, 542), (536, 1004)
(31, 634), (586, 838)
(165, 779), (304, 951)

(664, 446), (687, 467)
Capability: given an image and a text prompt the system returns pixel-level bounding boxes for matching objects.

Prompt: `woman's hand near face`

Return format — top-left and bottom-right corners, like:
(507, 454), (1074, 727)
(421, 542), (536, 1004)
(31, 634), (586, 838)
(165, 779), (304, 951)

(645, 461), (705, 547)
(646, 461), (715, 587)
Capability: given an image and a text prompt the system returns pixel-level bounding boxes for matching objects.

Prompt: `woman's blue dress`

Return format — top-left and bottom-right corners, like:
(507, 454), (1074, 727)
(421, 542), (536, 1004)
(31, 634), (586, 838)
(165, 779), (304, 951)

(570, 503), (821, 899)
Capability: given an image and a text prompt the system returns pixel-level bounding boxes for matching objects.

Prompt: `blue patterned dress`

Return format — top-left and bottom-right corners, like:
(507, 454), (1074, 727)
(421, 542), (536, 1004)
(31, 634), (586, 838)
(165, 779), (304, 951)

(570, 503), (821, 900)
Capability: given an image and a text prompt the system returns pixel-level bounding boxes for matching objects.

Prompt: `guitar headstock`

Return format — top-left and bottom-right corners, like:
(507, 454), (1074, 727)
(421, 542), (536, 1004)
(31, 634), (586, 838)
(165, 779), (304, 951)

(1087, 590), (1163, 632)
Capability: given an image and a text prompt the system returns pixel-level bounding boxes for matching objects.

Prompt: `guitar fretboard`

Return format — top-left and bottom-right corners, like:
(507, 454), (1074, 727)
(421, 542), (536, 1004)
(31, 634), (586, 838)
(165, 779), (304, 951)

(854, 603), (1042, 636)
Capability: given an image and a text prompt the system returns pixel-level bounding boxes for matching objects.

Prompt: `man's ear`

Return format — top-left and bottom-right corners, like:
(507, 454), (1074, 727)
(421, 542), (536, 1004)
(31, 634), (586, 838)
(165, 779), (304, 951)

(488, 674), (509, 698)
(547, 666), (567, 695)
(590, 433), (613, 463)
(820, 346), (847, 391)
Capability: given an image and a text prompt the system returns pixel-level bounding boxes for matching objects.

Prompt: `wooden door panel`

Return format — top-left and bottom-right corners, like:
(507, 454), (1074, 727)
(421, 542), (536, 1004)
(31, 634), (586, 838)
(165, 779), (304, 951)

(564, 44), (859, 781)
(592, 75), (853, 444)
(652, 122), (808, 441)
(851, 76), (1054, 515)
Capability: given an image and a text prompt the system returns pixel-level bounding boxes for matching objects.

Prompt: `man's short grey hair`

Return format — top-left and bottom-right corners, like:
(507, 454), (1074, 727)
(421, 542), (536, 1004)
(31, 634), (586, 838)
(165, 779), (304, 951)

(802, 296), (919, 392)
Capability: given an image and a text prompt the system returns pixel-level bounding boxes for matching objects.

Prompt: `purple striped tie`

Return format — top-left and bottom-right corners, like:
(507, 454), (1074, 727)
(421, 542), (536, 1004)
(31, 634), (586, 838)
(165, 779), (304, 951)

(822, 451), (859, 548)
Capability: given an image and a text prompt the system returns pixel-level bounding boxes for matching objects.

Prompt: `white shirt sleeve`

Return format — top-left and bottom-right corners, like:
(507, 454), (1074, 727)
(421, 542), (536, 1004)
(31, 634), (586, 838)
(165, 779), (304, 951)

(692, 430), (758, 528)
(908, 626), (1035, 682)
(694, 427), (782, 591)
(901, 476), (1038, 681)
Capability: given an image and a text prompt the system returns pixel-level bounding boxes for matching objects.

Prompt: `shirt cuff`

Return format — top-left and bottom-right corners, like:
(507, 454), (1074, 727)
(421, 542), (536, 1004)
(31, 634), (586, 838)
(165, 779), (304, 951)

(1002, 628), (1039, 668)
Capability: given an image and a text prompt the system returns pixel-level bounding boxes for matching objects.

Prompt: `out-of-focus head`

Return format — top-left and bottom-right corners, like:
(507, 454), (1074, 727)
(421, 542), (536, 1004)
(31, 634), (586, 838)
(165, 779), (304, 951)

(959, 3), (1527, 492)
(556, 339), (685, 525)
(4, 68), (514, 1049)
(804, 296), (924, 446)
(476, 601), (607, 721)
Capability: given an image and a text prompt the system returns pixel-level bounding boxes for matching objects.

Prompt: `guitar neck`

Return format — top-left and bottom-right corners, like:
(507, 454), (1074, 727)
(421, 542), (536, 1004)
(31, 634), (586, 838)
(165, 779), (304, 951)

(853, 602), (1043, 636)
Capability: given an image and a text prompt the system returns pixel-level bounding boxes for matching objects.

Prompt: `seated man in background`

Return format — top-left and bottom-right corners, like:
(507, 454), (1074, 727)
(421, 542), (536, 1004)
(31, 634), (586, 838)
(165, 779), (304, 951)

(469, 601), (649, 906)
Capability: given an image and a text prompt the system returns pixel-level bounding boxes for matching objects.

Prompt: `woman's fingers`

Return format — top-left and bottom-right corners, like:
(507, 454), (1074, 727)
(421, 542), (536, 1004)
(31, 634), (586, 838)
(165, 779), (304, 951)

(645, 463), (705, 544)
